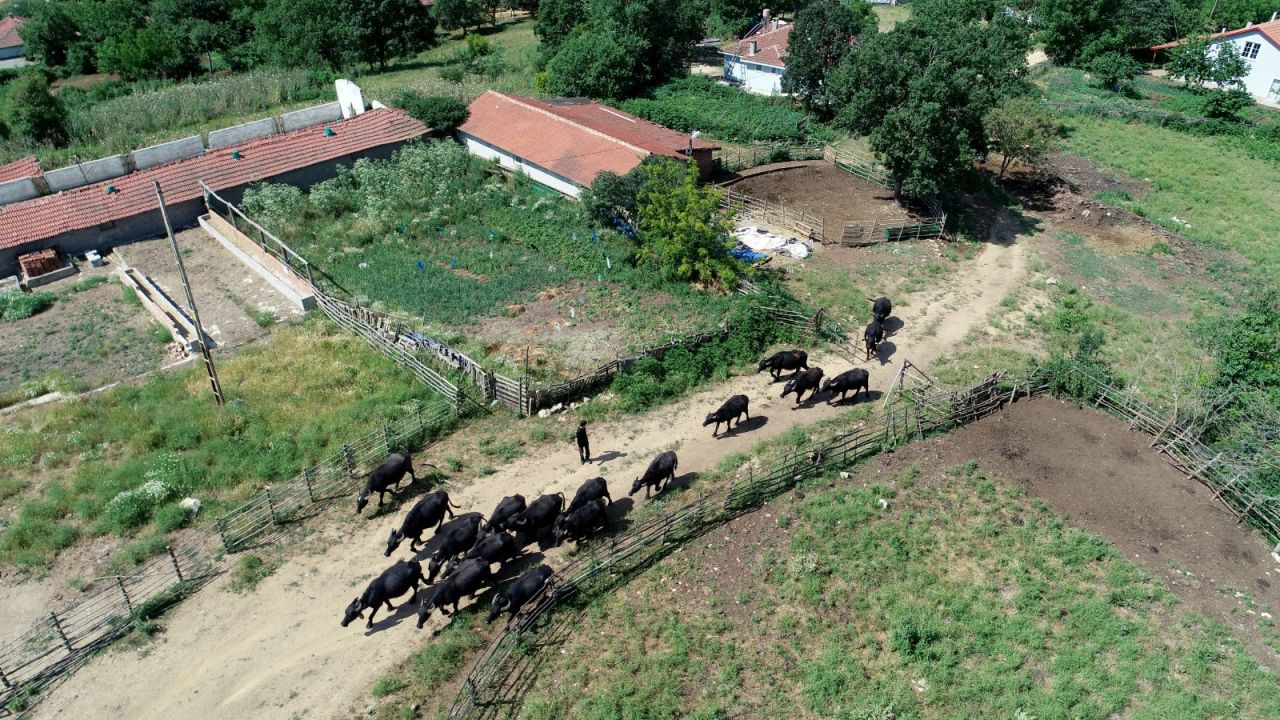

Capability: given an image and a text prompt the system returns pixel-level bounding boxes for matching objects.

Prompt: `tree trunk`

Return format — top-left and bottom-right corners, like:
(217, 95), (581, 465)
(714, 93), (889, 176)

(892, 177), (905, 205)
(998, 155), (1012, 179)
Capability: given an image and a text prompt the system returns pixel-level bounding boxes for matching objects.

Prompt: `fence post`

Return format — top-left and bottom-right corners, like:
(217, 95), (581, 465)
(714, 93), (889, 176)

(0, 665), (11, 690)
(382, 425), (393, 455)
(343, 444), (355, 478)
(303, 466), (316, 503)
(49, 611), (72, 652)
(455, 387), (464, 416)
(167, 545), (184, 583)
(116, 576), (134, 615)
(416, 403), (425, 436)
(266, 487), (279, 525)
(216, 516), (231, 553)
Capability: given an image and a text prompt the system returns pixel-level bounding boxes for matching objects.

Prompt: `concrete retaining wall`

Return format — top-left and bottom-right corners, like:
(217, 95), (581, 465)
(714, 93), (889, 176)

(200, 213), (316, 311)
(44, 155), (130, 192)
(207, 117), (278, 149)
(133, 135), (206, 170)
(281, 102), (343, 132)
(0, 177), (40, 204)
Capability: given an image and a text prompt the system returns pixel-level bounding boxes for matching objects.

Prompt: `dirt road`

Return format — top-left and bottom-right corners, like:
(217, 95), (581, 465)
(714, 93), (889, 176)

(33, 237), (1027, 720)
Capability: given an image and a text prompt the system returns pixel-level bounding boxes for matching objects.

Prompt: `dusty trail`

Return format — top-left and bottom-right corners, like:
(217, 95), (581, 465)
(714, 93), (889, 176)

(34, 238), (1025, 720)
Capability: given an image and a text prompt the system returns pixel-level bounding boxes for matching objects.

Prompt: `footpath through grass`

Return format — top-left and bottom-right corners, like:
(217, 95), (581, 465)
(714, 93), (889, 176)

(0, 315), (452, 571)
(521, 462), (1279, 720)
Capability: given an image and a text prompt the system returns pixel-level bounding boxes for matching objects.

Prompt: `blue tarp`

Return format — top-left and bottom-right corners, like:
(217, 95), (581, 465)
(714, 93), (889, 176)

(730, 245), (768, 262)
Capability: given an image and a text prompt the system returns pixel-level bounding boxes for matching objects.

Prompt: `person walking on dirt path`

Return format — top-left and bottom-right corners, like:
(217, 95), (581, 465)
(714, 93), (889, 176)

(576, 420), (590, 464)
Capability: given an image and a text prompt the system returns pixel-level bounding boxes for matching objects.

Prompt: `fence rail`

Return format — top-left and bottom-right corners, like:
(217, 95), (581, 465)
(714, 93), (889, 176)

(719, 188), (826, 244)
(713, 145), (825, 174)
(445, 364), (1280, 719)
(823, 145), (891, 189)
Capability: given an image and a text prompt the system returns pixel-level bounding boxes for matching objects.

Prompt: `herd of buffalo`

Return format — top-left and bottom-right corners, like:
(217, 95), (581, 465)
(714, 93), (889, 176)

(342, 296), (897, 632)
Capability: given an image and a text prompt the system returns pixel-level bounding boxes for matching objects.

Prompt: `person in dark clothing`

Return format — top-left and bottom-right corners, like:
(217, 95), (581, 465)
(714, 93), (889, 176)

(575, 421), (590, 464)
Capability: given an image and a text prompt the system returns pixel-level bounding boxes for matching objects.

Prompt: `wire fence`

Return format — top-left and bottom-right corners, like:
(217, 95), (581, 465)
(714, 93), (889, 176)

(823, 144), (891, 189)
(713, 145), (826, 174)
(444, 363), (1280, 719)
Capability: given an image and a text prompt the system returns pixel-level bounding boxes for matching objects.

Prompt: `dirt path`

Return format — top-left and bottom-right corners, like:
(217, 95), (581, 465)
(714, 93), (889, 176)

(33, 237), (1027, 720)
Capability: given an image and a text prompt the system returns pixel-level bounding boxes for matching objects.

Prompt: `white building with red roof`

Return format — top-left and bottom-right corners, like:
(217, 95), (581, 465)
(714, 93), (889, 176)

(457, 91), (718, 198)
(1152, 14), (1280, 106)
(720, 10), (791, 96)
(0, 108), (428, 275)
(0, 16), (26, 62)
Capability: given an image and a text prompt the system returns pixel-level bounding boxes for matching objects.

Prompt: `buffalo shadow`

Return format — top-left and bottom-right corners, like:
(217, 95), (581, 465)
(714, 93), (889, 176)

(873, 341), (897, 365)
(715, 414), (768, 438)
(881, 316), (905, 336)
(360, 586), (430, 635)
(827, 389), (885, 407)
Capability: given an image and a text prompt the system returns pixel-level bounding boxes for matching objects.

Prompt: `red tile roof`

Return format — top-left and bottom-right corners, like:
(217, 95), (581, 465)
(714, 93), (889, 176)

(458, 91), (715, 188)
(0, 155), (39, 183)
(0, 16), (25, 50)
(722, 22), (792, 69)
(1152, 18), (1280, 51)
(0, 109), (427, 252)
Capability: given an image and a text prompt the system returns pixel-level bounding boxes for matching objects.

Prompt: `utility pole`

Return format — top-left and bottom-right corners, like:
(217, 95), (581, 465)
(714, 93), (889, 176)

(154, 181), (224, 406)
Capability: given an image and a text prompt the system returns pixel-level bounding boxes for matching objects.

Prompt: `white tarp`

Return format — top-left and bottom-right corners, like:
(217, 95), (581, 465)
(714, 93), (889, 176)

(733, 225), (811, 259)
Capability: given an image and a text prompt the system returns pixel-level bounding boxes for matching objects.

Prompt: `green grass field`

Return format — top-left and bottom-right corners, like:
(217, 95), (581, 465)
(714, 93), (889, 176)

(520, 463), (1279, 720)
(0, 316), (452, 570)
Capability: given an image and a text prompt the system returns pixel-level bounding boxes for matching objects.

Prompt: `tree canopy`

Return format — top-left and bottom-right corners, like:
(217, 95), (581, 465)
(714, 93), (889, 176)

(984, 97), (1059, 178)
(781, 0), (875, 116)
(3, 72), (67, 146)
(829, 0), (1030, 199)
(635, 159), (738, 289)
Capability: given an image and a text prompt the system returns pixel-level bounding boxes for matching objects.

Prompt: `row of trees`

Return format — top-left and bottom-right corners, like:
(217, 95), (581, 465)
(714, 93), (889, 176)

(17, 0), (437, 80)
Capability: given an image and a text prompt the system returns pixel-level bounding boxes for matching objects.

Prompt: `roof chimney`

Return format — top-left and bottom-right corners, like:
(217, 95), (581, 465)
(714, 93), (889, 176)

(1246, 21), (1253, 27)
(763, 8), (771, 27)
(749, 39), (758, 55)
(1272, 11), (1277, 21)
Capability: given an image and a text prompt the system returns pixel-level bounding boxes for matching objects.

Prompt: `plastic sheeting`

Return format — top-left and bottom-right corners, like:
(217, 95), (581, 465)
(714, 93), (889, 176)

(732, 225), (811, 259)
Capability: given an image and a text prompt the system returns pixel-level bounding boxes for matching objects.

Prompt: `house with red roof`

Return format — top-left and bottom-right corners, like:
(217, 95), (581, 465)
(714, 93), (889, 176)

(0, 108), (428, 276)
(721, 10), (791, 96)
(1152, 14), (1280, 106)
(457, 91), (719, 198)
(0, 16), (26, 61)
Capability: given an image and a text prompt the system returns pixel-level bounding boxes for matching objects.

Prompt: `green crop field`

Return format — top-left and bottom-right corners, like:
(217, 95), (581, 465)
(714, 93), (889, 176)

(520, 463), (1279, 720)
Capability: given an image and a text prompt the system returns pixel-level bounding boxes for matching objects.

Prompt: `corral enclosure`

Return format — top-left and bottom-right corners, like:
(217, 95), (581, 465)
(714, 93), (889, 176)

(519, 397), (1280, 719)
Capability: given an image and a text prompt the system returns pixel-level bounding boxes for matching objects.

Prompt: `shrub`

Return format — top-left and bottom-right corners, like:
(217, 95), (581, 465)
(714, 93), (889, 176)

(0, 291), (56, 322)
(1087, 53), (1141, 93)
(388, 90), (470, 135)
(152, 502), (193, 532)
(233, 555), (273, 592)
(371, 676), (406, 697)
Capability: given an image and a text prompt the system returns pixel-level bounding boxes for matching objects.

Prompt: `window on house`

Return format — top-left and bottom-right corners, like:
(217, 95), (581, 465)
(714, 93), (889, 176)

(1242, 41), (1260, 60)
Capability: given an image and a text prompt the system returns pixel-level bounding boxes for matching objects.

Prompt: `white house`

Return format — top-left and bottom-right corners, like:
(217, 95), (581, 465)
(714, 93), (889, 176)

(1152, 15), (1280, 106)
(721, 11), (791, 96)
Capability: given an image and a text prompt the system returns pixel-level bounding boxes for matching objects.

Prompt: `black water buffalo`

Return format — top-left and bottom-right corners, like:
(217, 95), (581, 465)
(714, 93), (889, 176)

(757, 350), (809, 381)
(487, 494), (526, 533)
(417, 559), (492, 627)
(552, 498), (608, 547)
(508, 493), (564, 537)
(782, 367), (824, 405)
(630, 451), (678, 498)
(567, 477), (611, 515)
(443, 531), (520, 579)
(871, 296), (893, 323)
(384, 490), (459, 557)
(356, 452), (421, 514)
(486, 564), (554, 624)
(864, 319), (885, 361)
(426, 513), (486, 582)
(341, 559), (424, 629)
(822, 368), (870, 405)
(704, 394), (750, 437)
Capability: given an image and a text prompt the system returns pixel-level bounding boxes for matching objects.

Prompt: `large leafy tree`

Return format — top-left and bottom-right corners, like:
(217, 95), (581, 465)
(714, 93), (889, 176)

(345, 0), (436, 70)
(545, 0), (701, 98)
(829, 0), (1029, 200)
(535, 0), (586, 55)
(635, 158), (738, 290)
(18, 1), (82, 69)
(1036, 0), (1169, 66)
(434, 0), (487, 35)
(97, 26), (198, 80)
(782, 0), (875, 115)
(1167, 37), (1250, 91)
(255, 0), (354, 69)
(3, 72), (67, 145)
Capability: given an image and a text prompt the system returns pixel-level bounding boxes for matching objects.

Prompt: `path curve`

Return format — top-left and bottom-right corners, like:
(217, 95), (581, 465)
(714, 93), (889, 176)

(34, 237), (1027, 720)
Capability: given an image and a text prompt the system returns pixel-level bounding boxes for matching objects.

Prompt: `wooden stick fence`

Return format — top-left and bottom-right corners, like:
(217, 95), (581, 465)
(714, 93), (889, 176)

(719, 188), (826, 244)
(713, 145), (825, 173)
(0, 396), (457, 710)
(823, 145), (891, 189)
(444, 364), (1280, 719)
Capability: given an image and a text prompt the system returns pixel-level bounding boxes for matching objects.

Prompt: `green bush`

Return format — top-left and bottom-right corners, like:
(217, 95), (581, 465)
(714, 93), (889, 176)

(388, 90), (470, 135)
(620, 76), (835, 145)
(233, 554), (273, 592)
(152, 502), (193, 532)
(0, 291), (56, 322)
